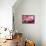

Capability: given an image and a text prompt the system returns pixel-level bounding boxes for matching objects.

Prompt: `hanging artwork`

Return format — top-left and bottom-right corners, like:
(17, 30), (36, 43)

(22, 15), (35, 24)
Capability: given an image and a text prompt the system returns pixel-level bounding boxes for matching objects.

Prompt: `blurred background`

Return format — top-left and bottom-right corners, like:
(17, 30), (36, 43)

(0, 0), (46, 46)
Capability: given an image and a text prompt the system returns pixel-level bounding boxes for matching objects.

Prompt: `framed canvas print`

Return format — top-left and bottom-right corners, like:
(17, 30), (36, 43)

(22, 15), (35, 24)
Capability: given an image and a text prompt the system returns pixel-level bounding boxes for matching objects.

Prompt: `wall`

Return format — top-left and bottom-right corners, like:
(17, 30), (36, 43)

(13, 0), (41, 46)
(41, 0), (46, 46)
(0, 0), (16, 29)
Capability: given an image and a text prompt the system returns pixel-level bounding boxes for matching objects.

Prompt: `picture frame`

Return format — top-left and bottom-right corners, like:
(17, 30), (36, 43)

(22, 15), (35, 24)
